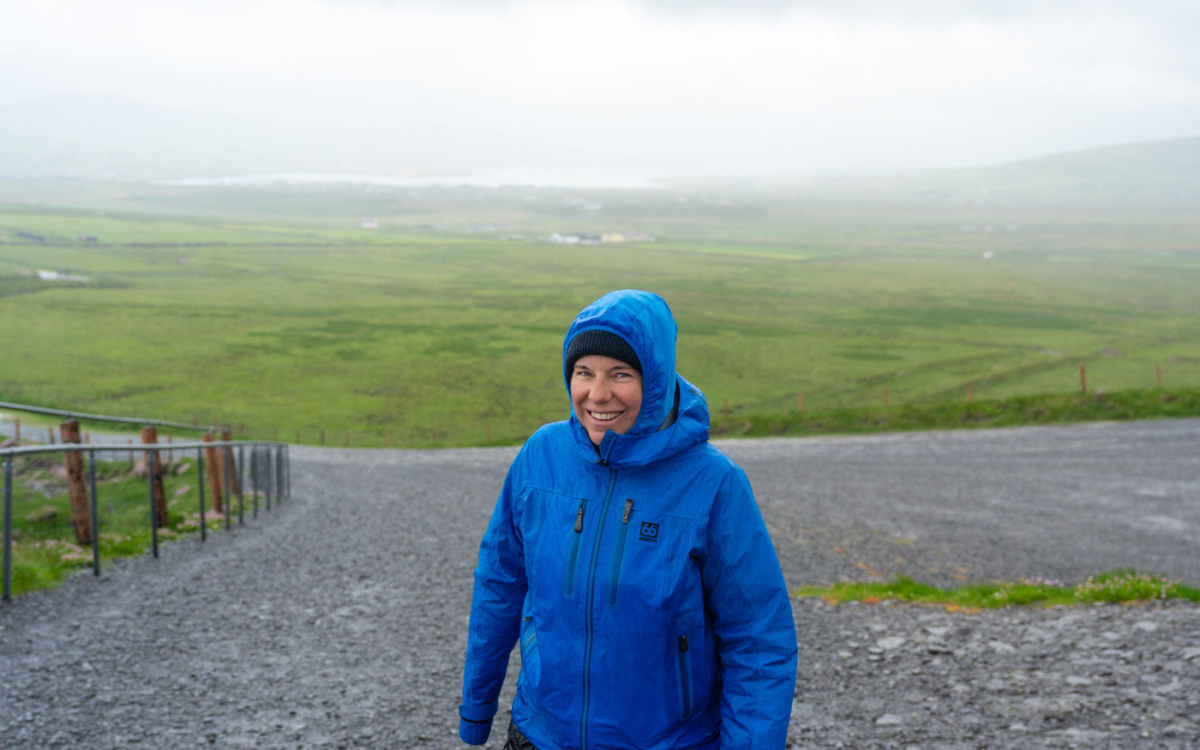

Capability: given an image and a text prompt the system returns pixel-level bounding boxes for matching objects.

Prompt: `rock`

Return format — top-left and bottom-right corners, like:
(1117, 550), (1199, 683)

(927, 641), (952, 655)
(875, 714), (904, 726)
(1133, 620), (1158, 633)
(24, 506), (57, 524)
(1180, 647), (1200, 661)
(876, 636), (906, 651)
(924, 626), (951, 638)
(987, 640), (1017, 654)
(1065, 676), (1092, 687)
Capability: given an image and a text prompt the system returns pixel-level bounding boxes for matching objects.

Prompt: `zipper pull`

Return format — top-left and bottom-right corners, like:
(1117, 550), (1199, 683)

(622, 498), (633, 524)
(574, 504), (584, 533)
(679, 635), (689, 653)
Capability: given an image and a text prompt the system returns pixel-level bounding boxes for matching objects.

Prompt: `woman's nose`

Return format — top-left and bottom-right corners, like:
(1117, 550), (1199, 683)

(590, 379), (612, 401)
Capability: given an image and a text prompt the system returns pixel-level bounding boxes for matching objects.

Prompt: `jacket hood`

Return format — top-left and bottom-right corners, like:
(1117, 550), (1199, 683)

(562, 289), (709, 467)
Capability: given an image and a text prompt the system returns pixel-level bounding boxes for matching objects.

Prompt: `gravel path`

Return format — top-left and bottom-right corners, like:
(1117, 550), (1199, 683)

(1, 419), (1198, 748)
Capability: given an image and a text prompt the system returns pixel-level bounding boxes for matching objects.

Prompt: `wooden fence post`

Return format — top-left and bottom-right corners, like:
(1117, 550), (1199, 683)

(797, 393), (804, 412)
(221, 427), (239, 495)
(723, 399), (730, 418)
(1079, 362), (1087, 393)
(386, 429), (392, 448)
(140, 426), (169, 528)
(202, 433), (224, 514)
(48, 428), (55, 445)
(1156, 364), (1163, 388)
(59, 421), (92, 545)
(883, 388), (889, 407)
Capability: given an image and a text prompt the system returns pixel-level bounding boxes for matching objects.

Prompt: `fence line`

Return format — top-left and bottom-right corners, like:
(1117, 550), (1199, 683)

(2, 439), (290, 602)
(0, 400), (210, 432)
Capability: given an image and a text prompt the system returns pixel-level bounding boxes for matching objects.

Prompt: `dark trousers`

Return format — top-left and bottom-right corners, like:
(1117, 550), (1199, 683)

(502, 720), (539, 750)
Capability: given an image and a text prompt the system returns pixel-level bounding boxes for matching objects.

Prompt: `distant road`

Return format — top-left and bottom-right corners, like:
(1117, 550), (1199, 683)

(1, 419), (1197, 748)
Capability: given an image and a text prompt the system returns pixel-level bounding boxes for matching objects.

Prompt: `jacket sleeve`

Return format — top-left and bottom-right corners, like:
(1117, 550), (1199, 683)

(458, 462), (528, 745)
(700, 466), (798, 749)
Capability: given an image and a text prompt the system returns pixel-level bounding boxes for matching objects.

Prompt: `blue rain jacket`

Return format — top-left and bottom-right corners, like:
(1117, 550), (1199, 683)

(459, 290), (797, 749)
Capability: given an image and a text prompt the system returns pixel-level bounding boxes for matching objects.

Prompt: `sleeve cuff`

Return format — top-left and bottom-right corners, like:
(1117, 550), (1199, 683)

(458, 716), (493, 745)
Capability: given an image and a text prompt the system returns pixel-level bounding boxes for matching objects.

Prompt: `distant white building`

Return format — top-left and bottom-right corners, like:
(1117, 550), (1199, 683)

(362, 218), (379, 229)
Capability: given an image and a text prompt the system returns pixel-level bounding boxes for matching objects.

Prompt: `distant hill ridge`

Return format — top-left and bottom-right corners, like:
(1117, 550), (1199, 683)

(769, 136), (1200, 207)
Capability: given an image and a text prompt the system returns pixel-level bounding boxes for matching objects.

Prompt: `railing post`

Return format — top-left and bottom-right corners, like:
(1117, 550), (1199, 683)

(3, 457), (12, 601)
(237, 444), (245, 525)
(252, 446), (259, 518)
(223, 442), (232, 531)
(202, 433), (223, 514)
(265, 447), (272, 512)
(61, 420), (92, 545)
(196, 447), (207, 542)
(88, 449), (100, 576)
(221, 426), (240, 496)
(148, 449), (159, 559)
(140, 426), (168, 529)
(275, 446), (283, 505)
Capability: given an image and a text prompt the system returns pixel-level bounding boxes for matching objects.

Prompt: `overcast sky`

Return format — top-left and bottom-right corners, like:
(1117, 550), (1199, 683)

(2, 0), (1198, 178)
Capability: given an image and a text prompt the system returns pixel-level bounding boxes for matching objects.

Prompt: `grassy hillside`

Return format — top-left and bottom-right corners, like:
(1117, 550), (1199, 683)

(1, 182), (1198, 447)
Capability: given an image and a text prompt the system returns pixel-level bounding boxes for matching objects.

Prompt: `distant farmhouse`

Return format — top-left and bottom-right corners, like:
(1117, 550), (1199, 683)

(548, 230), (655, 245)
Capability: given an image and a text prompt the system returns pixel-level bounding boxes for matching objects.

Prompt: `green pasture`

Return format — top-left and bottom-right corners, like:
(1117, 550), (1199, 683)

(1, 185), (1198, 447)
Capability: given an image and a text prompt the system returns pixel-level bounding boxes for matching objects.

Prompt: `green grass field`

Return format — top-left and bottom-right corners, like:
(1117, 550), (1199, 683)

(1, 180), (1198, 447)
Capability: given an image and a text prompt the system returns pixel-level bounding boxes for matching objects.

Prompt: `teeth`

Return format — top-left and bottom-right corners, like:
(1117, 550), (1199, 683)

(589, 411), (621, 421)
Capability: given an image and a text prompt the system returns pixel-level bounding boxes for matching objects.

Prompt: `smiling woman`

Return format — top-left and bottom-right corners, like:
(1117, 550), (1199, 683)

(459, 289), (798, 750)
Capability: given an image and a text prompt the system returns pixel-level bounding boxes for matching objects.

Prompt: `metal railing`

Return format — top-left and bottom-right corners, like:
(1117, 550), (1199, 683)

(0, 400), (212, 432)
(2, 440), (290, 602)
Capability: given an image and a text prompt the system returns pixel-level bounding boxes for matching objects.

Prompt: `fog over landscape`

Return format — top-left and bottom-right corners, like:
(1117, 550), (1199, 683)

(2, 0), (1199, 183)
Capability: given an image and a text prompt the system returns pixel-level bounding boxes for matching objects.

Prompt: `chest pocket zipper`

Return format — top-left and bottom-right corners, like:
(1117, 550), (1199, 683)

(606, 499), (634, 607)
(564, 499), (585, 597)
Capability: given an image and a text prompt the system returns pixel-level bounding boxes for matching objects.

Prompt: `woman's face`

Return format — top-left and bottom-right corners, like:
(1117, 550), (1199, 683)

(570, 354), (643, 445)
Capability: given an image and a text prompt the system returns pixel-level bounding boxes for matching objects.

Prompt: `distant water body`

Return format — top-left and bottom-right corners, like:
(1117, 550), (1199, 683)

(156, 168), (668, 191)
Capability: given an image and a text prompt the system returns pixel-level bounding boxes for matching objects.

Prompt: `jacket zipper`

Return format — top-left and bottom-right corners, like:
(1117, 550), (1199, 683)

(564, 499), (585, 597)
(677, 634), (694, 717)
(606, 499), (634, 607)
(581, 467), (617, 750)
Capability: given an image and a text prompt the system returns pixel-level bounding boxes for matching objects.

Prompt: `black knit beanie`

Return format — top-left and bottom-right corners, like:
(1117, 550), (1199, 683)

(565, 330), (641, 380)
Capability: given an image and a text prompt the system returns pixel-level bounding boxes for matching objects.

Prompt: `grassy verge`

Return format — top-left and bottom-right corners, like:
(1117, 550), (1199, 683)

(796, 572), (1200, 610)
(714, 387), (1200, 439)
(3, 451), (249, 597)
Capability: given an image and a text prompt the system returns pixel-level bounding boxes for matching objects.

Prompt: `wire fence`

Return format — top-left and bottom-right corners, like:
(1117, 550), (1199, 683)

(2, 436), (290, 603)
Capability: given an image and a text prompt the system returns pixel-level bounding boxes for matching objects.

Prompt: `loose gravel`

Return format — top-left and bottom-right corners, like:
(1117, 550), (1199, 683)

(1, 419), (1198, 748)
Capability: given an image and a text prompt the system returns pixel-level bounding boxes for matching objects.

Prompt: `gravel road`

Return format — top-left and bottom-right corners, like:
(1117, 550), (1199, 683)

(2, 419), (1198, 748)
